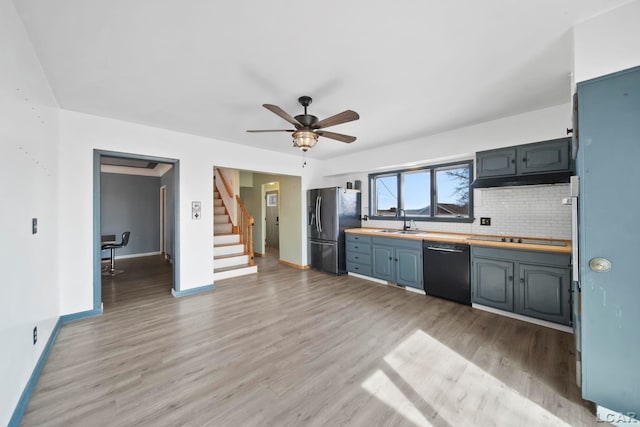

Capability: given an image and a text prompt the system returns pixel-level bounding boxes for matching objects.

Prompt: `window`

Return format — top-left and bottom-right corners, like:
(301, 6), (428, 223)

(369, 161), (473, 222)
(372, 173), (397, 216)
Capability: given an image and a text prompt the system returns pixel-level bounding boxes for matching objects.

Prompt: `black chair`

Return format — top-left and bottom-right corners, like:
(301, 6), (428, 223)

(101, 231), (130, 275)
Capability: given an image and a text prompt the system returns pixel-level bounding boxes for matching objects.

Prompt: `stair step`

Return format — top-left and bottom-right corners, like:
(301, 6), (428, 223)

(214, 206), (225, 215)
(213, 243), (245, 257)
(213, 264), (258, 281)
(214, 214), (230, 224)
(214, 191), (219, 198)
(214, 199), (223, 207)
(214, 254), (249, 269)
(214, 234), (240, 245)
(214, 223), (232, 234)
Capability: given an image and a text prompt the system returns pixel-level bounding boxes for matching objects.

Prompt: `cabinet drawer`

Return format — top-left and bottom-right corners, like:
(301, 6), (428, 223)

(347, 241), (371, 254)
(346, 234), (371, 244)
(347, 262), (372, 276)
(347, 251), (371, 265)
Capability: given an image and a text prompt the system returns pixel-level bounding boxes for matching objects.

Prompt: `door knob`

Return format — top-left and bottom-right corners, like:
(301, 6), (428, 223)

(589, 257), (612, 272)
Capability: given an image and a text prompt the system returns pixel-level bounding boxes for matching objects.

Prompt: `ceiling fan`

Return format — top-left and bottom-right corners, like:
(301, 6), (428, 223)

(247, 96), (359, 152)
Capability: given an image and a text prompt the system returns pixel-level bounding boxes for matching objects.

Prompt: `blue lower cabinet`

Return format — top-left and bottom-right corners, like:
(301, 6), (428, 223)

(473, 258), (514, 312)
(516, 263), (571, 325)
(395, 247), (422, 289)
(346, 233), (423, 289)
(471, 246), (571, 326)
(372, 245), (395, 282)
(371, 237), (423, 289)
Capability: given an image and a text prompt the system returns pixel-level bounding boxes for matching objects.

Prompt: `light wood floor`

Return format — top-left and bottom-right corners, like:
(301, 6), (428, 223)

(21, 253), (599, 426)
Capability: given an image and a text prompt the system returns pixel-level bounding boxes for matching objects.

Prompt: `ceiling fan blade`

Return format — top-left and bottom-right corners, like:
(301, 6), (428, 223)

(316, 130), (357, 143)
(314, 110), (359, 129)
(247, 129), (294, 133)
(263, 104), (303, 128)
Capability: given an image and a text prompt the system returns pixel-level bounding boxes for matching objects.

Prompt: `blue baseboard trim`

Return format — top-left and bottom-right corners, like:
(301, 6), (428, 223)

(8, 317), (63, 427)
(61, 308), (103, 324)
(171, 284), (215, 298)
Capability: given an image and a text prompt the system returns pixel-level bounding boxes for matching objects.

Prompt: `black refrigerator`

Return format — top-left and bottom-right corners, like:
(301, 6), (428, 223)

(308, 187), (361, 274)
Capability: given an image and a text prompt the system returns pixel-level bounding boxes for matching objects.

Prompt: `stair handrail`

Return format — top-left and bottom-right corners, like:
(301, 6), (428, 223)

(236, 195), (255, 264)
(214, 168), (237, 227)
(215, 167), (234, 199)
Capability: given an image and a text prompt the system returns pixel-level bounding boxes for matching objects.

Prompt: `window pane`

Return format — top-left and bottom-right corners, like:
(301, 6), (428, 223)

(435, 166), (470, 217)
(403, 171), (430, 216)
(375, 174), (397, 215)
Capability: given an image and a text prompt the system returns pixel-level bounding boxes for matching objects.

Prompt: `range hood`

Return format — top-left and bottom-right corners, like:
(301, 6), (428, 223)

(471, 171), (573, 189)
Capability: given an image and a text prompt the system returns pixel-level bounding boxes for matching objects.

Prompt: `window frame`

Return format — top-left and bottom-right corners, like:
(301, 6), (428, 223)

(368, 160), (474, 223)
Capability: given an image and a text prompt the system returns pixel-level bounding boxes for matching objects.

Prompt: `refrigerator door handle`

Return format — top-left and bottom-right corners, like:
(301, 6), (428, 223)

(312, 196), (318, 232)
(317, 196), (323, 233)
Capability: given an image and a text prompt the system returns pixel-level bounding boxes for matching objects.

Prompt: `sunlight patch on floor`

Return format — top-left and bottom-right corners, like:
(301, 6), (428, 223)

(362, 329), (571, 426)
(362, 370), (434, 427)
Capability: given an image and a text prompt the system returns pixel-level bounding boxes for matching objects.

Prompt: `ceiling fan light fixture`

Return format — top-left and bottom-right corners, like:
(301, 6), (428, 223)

(292, 130), (318, 152)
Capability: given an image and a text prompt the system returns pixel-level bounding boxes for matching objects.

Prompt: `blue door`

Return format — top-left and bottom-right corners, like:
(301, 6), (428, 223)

(577, 66), (640, 417)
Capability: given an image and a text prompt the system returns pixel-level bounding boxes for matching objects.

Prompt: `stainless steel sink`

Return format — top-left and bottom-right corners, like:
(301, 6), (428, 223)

(375, 229), (427, 235)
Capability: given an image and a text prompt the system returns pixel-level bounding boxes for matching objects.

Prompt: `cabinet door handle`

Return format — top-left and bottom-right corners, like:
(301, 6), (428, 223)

(395, 258), (398, 262)
(389, 257), (392, 260)
(520, 278), (525, 284)
(522, 157), (527, 162)
(511, 158), (516, 164)
(508, 276), (513, 282)
(355, 256), (359, 259)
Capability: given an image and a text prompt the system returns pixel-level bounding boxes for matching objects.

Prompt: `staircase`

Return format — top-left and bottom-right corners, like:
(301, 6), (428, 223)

(213, 189), (257, 281)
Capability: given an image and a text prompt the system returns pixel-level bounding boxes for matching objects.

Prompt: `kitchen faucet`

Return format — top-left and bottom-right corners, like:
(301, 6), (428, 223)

(395, 208), (410, 230)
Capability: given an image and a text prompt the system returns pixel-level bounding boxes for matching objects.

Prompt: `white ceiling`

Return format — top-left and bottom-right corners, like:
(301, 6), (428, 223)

(14, 0), (629, 160)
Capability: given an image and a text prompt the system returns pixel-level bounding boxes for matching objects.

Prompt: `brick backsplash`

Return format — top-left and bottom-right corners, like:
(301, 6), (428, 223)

(363, 183), (571, 240)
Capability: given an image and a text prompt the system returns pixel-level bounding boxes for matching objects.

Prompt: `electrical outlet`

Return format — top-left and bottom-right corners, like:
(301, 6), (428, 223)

(33, 326), (37, 345)
(480, 217), (491, 226)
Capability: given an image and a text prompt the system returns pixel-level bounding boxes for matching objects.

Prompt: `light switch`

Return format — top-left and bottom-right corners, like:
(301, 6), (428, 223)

(32, 218), (37, 234)
(192, 201), (201, 220)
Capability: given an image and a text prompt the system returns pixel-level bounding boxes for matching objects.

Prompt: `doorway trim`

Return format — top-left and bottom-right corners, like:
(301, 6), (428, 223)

(93, 150), (180, 312)
(160, 185), (167, 258)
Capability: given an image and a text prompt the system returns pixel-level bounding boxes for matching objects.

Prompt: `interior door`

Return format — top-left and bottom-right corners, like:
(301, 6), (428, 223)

(578, 67), (640, 416)
(265, 190), (279, 249)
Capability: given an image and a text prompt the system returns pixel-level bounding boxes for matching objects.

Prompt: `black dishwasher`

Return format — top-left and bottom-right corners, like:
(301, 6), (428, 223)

(423, 241), (471, 305)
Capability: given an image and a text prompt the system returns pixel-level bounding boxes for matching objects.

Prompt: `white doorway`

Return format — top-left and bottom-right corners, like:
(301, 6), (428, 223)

(265, 190), (279, 249)
(261, 181), (280, 256)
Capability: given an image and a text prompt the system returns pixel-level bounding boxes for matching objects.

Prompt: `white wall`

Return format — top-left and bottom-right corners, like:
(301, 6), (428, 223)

(0, 0), (60, 424)
(316, 104), (573, 239)
(58, 110), (309, 314)
(573, 0), (640, 83)
(319, 104), (571, 177)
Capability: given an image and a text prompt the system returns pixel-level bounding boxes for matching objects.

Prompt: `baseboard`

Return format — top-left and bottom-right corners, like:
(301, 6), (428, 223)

(8, 317), (62, 427)
(278, 259), (310, 270)
(472, 303), (573, 333)
(115, 251), (161, 260)
(60, 308), (103, 324)
(171, 284), (215, 298)
(347, 272), (388, 285)
(254, 252), (264, 257)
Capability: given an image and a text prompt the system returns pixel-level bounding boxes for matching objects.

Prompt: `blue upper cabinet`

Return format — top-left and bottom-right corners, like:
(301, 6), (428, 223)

(577, 66), (640, 418)
(476, 137), (571, 179)
(476, 148), (517, 177)
(517, 139), (570, 175)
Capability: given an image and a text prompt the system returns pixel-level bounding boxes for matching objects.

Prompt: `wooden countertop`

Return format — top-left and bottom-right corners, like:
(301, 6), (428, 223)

(345, 227), (572, 254)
